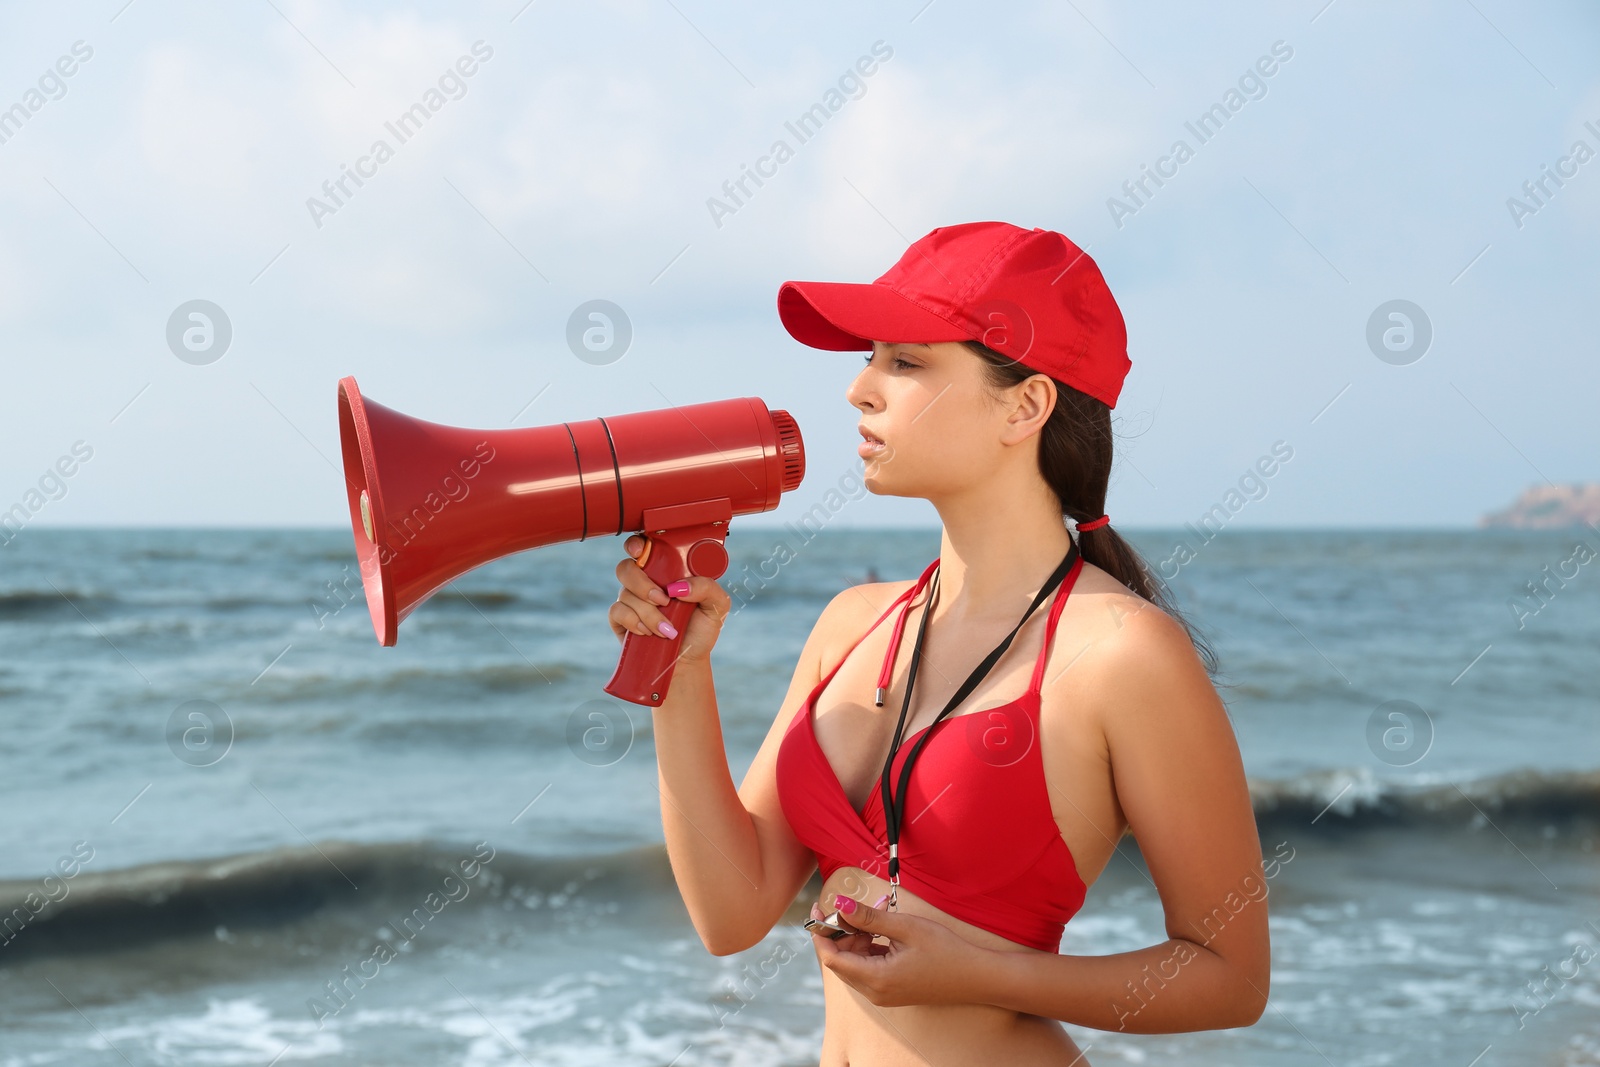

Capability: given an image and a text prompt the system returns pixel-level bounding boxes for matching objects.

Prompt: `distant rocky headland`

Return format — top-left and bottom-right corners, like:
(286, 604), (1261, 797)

(1479, 483), (1600, 528)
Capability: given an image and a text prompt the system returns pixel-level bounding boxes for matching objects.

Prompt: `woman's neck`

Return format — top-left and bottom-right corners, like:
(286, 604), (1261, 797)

(930, 492), (1075, 625)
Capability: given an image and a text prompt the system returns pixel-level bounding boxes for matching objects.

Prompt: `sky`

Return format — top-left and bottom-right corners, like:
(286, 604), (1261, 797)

(1, 0), (1596, 530)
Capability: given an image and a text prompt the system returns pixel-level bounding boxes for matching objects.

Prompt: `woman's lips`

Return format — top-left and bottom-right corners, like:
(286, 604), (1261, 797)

(858, 434), (886, 458)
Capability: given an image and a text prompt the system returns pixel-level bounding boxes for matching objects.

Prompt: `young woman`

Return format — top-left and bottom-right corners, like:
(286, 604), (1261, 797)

(610, 222), (1269, 1064)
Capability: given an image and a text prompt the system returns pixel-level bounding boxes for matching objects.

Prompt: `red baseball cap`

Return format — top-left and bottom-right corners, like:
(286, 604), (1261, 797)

(777, 220), (1131, 408)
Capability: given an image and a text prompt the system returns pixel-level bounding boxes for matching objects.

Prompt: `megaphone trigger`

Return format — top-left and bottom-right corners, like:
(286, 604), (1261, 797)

(604, 503), (737, 705)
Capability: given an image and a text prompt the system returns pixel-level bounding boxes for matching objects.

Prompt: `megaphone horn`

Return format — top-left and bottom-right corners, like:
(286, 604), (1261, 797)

(336, 376), (805, 706)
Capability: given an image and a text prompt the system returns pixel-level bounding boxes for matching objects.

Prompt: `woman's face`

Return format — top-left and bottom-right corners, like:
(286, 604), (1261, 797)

(846, 339), (1044, 499)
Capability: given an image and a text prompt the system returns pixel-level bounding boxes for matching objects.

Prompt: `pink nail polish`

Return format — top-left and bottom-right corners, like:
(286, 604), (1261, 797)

(657, 620), (678, 639)
(871, 893), (888, 909)
(834, 895), (856, 915)
(666, 580), (690, 597)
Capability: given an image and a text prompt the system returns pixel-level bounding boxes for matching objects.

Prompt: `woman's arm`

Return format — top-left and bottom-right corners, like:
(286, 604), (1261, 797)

(650, 585), (867, 956)
(983, 602), (1271, 1029)
(968, 925), (1268, 1032)
(816, 902), (1267, 1032)
(652, 654), (764, 956)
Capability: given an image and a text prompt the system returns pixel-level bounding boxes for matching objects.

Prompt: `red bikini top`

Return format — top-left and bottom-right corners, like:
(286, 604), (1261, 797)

(776, 555), (1088, 953)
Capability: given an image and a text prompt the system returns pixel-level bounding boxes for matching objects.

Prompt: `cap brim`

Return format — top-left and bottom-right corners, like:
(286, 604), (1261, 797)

(777, 280), (972, 351)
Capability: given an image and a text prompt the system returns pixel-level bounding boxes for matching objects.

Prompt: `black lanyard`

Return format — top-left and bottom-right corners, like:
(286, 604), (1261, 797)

(878, 541), (1079, 909)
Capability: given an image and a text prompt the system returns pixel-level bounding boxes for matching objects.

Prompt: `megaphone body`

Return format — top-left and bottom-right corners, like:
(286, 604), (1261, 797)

(336, 376), (805, 706)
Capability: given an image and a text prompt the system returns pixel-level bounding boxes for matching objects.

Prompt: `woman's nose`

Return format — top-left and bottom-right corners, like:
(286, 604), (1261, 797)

(846, 369), (877, 410)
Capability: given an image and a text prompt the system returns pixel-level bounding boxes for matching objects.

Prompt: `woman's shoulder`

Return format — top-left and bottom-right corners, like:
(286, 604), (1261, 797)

(1064, 560), (1186, 649)
(812, 578), (919, 663)
(1047, 560), (1209, 708)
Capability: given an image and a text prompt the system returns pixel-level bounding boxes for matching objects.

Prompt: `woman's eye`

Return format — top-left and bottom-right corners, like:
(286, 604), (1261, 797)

(863, 353), (915, 370)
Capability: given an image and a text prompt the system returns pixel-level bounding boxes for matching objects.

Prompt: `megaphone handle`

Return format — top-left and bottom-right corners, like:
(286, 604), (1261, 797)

(604, 520), (730, 707)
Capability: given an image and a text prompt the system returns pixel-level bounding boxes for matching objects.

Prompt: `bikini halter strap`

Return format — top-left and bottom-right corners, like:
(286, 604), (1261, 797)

(877, 541), (1081, 909)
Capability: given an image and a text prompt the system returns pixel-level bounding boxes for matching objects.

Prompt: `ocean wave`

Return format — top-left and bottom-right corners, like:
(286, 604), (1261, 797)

(3, 764), (1595, 964)
(1248, 765), (1600, 833)
(422, 589), (521, 609)
(125, 547), (200, 561)
(0, 840), (674, 963)
(203, 595), (284, 612)
(0, 589), (117, 618)
(246, 661), (573, 704)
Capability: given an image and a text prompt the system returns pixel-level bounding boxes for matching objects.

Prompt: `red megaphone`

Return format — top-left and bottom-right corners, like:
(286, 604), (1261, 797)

(335, 376), (805, 706)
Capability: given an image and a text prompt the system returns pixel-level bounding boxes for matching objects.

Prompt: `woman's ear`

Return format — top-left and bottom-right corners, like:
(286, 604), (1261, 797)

(1001, 375), (1055, 442)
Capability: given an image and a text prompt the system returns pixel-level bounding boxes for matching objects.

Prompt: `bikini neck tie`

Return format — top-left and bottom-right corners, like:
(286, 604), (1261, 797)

(878, 541), (1080, 911)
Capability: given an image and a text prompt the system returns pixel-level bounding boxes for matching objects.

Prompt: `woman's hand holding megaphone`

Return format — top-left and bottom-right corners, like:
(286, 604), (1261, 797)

(611, 535), (731, 665)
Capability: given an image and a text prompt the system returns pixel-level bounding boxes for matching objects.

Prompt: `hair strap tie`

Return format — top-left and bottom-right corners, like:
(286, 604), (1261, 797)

(1077, 513), (1110, 532)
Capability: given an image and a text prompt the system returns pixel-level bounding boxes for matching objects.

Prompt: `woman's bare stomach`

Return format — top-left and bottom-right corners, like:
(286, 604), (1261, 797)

(811, 866), (1091, 1067)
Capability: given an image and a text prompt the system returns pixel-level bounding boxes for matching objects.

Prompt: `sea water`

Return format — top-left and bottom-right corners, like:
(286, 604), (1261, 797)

(0, 527), (1596, 1065)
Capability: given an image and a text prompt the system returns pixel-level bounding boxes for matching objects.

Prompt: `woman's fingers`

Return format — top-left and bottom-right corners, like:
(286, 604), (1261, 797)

(608, 600), (643, 642)
(612, 540), (678, 642)
(653, 576), (731, 663)
(664, 574), (730, 616)
(611, 600), (672, 641)
(610, 536), (730, 651)
(610, 589), (674, 641)
(615, 547), (670, 607)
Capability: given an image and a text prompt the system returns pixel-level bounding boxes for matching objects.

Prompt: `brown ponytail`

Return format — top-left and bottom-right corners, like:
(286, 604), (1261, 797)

(964, 340), (1221, 680)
